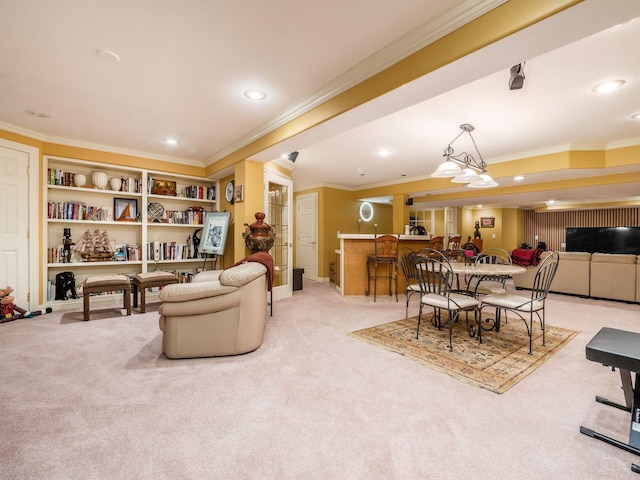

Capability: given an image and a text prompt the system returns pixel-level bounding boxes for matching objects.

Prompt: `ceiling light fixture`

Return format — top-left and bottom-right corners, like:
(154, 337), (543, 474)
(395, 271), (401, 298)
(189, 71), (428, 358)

(163, 138), (178, 145)
(631, 113), (640, 121)
(431, 124), (497, 188)
(377, 148), (392, 156)
(244, 89), (267, 100)
(592, 80), (625, 93)
(287, 151), (299, 163)
(513, 175), (525, 181)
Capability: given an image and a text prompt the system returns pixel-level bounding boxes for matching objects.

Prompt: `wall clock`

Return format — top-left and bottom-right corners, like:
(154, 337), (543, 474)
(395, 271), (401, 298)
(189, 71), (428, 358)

(225, 180), (235, 204)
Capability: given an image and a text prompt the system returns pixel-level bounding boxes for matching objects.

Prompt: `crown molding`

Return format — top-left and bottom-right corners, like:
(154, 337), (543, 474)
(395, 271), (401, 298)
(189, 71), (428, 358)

(0, 121), (203, 167)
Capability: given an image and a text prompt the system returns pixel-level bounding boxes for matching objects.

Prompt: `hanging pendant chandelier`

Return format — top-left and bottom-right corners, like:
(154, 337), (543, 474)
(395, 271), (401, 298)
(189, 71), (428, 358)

(431, 124), (498, 188)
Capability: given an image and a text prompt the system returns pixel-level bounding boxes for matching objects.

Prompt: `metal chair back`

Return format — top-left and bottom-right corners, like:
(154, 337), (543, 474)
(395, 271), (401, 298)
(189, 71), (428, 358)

(416, 256), (453, 296)
(530, 251), (560, 302)
(476, 248), (512, 265)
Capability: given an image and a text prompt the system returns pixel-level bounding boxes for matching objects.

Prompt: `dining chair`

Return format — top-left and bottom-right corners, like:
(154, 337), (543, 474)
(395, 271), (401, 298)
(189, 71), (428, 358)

(445, 235), (461, 260)
(428, 236), (444, 256)
(478, 251), (560, 354)
(416, 256), (479, 351)
(468, 248), (513, 297)
(399, 247), (421, 317)
(366, 234), (399, 302)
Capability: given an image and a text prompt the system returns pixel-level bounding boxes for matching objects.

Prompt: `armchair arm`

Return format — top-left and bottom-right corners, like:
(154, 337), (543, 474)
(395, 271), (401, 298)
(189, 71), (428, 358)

(159, 281), (236, 303)
(159, 280), (240, 318)
(192, 270), (222, 283)
(220, 263), (267, 287)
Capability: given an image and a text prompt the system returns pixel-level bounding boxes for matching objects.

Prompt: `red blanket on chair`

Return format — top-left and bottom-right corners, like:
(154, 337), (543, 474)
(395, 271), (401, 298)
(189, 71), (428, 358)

(511, 248), (543, 266)
(227, 252), (275, 291)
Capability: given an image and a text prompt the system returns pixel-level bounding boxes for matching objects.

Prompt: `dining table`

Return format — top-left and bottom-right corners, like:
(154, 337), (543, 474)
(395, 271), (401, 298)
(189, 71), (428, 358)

(448, 261), (526, 302)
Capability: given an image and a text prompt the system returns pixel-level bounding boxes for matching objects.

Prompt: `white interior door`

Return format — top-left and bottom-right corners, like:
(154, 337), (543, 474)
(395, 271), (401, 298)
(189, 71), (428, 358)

(264, 172), (293, 301)
(0, 140), (38, 309)
(296, 193), (317, 281)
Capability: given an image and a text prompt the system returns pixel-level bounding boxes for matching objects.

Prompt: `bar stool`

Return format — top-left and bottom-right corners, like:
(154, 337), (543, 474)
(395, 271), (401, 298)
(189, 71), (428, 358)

(366, 235), (399, 302)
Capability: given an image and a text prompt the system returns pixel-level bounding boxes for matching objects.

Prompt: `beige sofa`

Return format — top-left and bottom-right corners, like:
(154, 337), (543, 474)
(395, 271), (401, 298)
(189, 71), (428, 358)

(513, 251), (639, 302)
(158, 262), (268, 359)
(589, 253), (637, 302)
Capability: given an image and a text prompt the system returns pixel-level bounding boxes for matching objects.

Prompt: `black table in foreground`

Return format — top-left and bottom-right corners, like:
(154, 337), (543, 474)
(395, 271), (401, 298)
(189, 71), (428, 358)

(580, 327), (640, 474)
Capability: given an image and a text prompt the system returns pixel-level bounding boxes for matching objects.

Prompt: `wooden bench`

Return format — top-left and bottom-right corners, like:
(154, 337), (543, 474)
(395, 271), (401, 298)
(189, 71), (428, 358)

(132, 271), (179, 313)
(82, 275), (132, 321)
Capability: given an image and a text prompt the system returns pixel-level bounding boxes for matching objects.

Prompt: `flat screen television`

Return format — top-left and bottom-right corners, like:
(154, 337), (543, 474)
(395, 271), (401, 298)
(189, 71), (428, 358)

(565, 227), (640, 255)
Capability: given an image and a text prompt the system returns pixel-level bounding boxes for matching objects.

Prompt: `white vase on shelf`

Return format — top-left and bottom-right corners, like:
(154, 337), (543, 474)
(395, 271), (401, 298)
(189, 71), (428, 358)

(109, 177), (122, 191)
(92, 171), (108, 189)
(74, 173), (87, 188)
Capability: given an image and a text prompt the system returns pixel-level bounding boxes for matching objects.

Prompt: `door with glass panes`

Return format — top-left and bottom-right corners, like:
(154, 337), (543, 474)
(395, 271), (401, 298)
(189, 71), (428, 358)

(264, 172), (293, 300)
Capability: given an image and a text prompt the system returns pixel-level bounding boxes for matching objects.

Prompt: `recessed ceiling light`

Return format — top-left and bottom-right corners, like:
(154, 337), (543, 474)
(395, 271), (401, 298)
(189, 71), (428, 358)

(592, 80), (625, 93)
(548, 199), (555, 204)
(477, 205), (482, 208)
(96, 49), (120, 62)
(631, 113), (640, 121)
(25, 110), (49, 118)
(513, 175), (525, 181)
(377, 148), (392, 156)
(244, 89), (267, 100)
(163, 138), (178, 145)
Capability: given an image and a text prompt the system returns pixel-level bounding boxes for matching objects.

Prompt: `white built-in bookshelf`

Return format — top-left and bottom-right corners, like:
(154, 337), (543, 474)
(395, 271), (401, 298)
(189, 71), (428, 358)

(44, 155), (218, 307)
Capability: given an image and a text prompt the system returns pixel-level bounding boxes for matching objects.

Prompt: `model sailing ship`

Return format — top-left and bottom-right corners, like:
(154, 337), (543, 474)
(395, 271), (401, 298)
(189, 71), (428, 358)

(73, 229), (116, 261)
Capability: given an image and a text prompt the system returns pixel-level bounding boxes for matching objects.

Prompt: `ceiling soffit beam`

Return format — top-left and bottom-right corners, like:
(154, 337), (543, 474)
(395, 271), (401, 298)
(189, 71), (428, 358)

(410, 171), (640, 205)
(205, 0), (584, 177)
(352, 145), (640, 201)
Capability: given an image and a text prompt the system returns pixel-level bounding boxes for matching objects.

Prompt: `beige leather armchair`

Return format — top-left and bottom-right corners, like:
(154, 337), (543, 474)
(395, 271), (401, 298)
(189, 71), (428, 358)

(158, 262), (268, 359)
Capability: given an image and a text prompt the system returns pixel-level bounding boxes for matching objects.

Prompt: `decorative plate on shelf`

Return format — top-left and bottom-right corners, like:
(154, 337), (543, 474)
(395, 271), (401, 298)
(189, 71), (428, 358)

(147, 202), (165, 222)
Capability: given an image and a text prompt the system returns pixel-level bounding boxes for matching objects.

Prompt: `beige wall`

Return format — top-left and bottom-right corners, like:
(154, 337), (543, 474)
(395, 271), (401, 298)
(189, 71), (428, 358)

(460, 207), (524, 251)
(294, 187), (393, 279)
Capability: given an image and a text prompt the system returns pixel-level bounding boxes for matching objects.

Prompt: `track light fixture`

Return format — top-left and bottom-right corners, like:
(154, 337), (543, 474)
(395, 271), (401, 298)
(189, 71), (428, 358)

(287, 151), (299, 163)
(431, 124), (498, 188)
(509, 62), (525, 90)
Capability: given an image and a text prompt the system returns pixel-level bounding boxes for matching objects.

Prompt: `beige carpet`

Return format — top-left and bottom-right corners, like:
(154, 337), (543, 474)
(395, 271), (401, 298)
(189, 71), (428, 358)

(350, 314), (579, 393)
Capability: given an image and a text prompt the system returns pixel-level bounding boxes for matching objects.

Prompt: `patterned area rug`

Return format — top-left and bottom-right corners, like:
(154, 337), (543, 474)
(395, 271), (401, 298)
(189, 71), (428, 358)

(350, 315), (578, 394)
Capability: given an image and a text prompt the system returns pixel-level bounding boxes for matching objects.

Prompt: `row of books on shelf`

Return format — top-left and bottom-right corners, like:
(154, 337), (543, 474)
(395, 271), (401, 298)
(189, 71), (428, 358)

(160, 209), (206, 225)
(47, 169), (76, 187)
(48, 201), (113, 221)
(183, 185), (216, 200)
(147, 241), (197, 261)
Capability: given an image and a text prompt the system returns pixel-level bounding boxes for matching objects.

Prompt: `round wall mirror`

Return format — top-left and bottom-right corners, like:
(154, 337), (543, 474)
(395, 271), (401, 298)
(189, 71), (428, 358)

(359, 202), (373, 222)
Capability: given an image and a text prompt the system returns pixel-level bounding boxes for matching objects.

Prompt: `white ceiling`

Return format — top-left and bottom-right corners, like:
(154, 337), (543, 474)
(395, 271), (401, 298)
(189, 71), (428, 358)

(1, 0), (640, 210)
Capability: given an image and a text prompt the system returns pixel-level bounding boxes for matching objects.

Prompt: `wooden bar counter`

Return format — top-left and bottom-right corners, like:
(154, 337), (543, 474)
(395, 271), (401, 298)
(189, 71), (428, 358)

(337, 234), (431, 296)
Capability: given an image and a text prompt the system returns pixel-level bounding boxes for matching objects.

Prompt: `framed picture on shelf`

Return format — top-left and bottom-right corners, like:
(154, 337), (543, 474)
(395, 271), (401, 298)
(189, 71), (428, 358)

(151, 179), (177, 196)
(114, 197), (138, 222)
(199, 212), (231, 256)
(480, 216), (495, 228)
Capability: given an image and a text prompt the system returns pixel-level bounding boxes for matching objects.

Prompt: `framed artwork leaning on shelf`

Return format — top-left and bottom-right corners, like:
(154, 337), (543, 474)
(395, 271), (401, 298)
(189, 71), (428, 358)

(151, 179), (177, 196)
(199, 212), (231, 256)
(114, 197), (138, 222)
